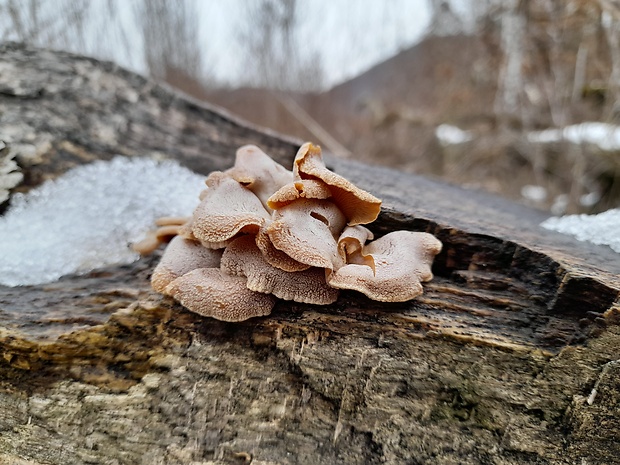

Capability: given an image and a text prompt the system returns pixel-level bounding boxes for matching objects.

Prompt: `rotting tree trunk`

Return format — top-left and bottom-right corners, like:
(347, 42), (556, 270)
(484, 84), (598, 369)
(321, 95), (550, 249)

(0, 43), (619, 465)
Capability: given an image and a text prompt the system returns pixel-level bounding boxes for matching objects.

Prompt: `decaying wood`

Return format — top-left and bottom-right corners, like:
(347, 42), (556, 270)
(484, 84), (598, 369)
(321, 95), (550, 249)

(0, 43), (619, 465)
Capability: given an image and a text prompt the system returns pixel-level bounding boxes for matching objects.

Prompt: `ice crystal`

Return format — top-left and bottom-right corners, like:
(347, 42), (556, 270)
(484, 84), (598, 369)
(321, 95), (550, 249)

(0, 157), (204, 286)
(541, 208), (620, 253)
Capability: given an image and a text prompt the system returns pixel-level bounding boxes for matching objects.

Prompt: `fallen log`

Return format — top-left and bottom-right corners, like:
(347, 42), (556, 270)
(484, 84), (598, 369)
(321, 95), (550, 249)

(0, 43), (618, 465)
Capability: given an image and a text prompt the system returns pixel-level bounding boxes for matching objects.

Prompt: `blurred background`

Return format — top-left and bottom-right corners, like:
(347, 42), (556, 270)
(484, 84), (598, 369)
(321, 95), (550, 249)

(2, 0), (620, 214)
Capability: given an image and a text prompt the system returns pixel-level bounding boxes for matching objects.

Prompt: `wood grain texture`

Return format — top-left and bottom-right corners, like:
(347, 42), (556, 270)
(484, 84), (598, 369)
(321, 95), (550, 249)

(0, 43), (618, 465)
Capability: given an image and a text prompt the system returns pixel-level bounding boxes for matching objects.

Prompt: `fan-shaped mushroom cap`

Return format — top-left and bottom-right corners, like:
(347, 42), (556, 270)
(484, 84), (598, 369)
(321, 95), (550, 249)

(191, 171), (271, 246)
(255, 227), (311, 272)
(337, 225), (375, 271)
(165, 268), (276, 321)
(151, 236), (223, 293)
(267, 199), (346, 270)
(327, 231), (442, 302)
(267, 179), (332, 210)
(293, 143), (381, 226)
(222, 236), (339, 305)
(225, 145), (293, 210)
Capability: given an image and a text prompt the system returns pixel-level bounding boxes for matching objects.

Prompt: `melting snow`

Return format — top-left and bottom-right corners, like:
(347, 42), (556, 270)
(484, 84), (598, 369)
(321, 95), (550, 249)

(541, 209), (620, 253)
(528, 122), (620, 151)
(520, 184), (548, 202)
(0, 157), (205, 286)
(436, 121), (620, 151)
(435, 124), (473, 146)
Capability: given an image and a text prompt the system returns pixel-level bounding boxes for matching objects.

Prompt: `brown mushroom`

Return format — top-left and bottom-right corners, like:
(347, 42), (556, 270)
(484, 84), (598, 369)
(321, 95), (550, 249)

(266, 198), (346, 270)
(165, 268), (277, 321)
(151, 235), (223, 293)
(149, 142), (444, 319)
(336, 225), (375, 271)
(132, 229), (170, 255)
(132, 217), (192, 255)
(222, 235), (339, 305)
(225, 145), (293, 210)
(267, 179), (332, 210)
(326, 231), (442, 302)
(191, 171), (270, 246)
(155, 216), (191, 227)
(255, 227), (311, 272)
(293, 143), (381, 226)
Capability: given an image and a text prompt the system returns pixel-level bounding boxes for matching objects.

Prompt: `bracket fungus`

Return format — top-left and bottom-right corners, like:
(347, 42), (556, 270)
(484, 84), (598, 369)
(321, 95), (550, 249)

(145, 143), (442, 321)
(151, 235), (223, 293)
(191, 171), (271, 247)
(225, 145), (293, 210)
(327, 231), (443, 302)
(293, 142), (382, 225)
(267, 198), (346, 270)
(165, 268), (277, 321)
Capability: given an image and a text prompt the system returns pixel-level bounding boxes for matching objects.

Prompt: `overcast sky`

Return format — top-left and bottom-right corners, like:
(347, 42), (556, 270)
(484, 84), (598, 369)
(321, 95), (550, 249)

(196, 1), (432, 87)
(91, 0), (432, 89)
(0, 0), (434, 89)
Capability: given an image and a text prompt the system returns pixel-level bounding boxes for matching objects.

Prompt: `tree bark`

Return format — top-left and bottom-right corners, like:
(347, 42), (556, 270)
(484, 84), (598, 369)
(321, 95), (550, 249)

(0, 43), (619, 465)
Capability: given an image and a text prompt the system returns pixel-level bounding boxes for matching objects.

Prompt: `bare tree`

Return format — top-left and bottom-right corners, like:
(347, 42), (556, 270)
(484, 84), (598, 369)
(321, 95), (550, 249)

(135, 0), (204, 84)
(0, 0), (89, 48)
(237, 0), (324, 91)
(427, 0), (465, 36)
(0, 0), (140, 73)
(599, 0), (620, 119)
(492, 0), (526, 125)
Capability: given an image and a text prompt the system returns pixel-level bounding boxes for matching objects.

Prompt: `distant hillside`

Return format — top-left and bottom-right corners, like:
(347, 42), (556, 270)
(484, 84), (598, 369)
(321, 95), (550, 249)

(203, 34), (494, 138)
(203, 87), (319, 142)
(201, 34), (495, 164)
(325, 34), (494, 122)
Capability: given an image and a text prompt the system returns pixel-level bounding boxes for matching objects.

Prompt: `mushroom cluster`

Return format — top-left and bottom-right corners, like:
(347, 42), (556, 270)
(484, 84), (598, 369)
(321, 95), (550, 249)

(142, 143), (442, 321)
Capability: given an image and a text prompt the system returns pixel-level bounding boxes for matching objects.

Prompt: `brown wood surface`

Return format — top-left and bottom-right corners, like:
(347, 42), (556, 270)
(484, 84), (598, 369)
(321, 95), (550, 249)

(0, 43), (619, 465)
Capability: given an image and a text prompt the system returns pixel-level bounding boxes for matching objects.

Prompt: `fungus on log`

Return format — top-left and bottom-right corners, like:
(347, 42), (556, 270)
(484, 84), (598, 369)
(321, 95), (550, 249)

(146, 143), (443, 320)
(1, 44), (619, 465)
(165, 268), (277, 321)
(293, 142), (382, 225)
(222, 235), (339, 305)
(327, 231), (443, 301)
(150, 236), (223, 293)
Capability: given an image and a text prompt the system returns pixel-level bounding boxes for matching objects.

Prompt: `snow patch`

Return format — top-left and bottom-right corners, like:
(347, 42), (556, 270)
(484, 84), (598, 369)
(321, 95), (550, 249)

(541, 208), (620, 253)
(0, 157), (205, 286)
(521, 185), (547, 203)
(528, 122), (620, 151)
(435, 124), (473, 146)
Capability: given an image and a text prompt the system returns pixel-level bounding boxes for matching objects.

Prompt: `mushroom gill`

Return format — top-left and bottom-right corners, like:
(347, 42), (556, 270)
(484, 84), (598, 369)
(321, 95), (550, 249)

(222, 235), (339, 305)
(165, 268), (277, 321)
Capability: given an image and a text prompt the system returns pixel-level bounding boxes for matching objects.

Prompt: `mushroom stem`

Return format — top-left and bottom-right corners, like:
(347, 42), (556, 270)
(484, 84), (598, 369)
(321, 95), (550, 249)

(155, 216), (191, 227)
